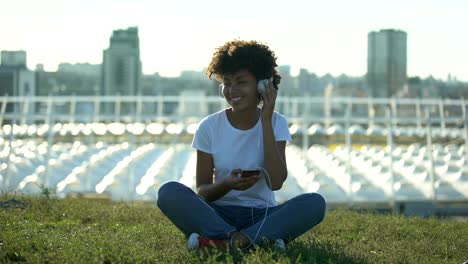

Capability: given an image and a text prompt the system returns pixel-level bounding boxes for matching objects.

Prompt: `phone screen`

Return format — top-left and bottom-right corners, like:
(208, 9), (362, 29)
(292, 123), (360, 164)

(241, 169), (261, 178)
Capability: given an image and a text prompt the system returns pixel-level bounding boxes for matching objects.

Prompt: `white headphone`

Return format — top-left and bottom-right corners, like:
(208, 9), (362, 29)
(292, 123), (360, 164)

(218, 83), (225, 98)
(219, 78), (272, 99)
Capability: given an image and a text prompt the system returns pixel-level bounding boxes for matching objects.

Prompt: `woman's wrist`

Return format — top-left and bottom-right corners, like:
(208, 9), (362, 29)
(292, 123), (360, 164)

(261, 114), (272, 124)
(220, 177), (233, 191)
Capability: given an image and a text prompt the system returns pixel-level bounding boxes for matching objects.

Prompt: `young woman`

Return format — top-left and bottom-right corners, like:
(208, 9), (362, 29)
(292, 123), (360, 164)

(157, 40), (325, 250)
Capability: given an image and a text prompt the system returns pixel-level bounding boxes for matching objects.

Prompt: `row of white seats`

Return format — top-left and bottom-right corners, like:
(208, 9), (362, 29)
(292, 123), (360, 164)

(305, 123), (465, 138)
(2, 122), (465, 138)
(299, 145), (467, 202)
(3, 141), (194, 201)
(0, 122), (199, 137)
(1, 139), (466, 203)
(14, 143), (132, 194)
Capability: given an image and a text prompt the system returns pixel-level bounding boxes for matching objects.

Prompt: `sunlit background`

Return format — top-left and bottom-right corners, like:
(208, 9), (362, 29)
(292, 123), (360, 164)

(1, 0), (467, 217)
(1, 0), (467, 79)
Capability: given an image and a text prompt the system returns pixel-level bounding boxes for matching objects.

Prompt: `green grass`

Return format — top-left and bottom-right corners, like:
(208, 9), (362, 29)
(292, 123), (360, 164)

(0, 194), (467, 263)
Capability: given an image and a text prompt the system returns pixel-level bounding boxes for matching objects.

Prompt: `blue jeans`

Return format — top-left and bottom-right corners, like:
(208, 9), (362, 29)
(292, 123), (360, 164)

(157, 181), (326, 245)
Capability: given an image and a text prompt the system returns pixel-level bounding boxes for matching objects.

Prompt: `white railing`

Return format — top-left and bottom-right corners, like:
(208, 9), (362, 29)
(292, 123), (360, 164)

(1, 95), (466, 127)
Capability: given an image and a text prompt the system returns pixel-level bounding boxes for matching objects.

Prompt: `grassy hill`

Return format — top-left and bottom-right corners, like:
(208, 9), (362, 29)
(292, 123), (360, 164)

(1, 194), (467, 263)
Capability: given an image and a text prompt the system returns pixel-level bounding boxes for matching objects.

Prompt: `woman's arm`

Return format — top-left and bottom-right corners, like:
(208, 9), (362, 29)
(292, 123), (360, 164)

(262, 122), (288, 190)
(196, 150), (260, 202)
(261, 79), (288, 190)
(196, 150), (230, 202)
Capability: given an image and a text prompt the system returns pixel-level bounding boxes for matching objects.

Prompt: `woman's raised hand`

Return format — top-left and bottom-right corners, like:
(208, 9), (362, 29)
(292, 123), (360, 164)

(261, 78), (277, 122)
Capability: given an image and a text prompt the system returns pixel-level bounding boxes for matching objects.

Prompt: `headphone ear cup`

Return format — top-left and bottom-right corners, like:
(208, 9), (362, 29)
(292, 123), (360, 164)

(257, 80), (266, 97)
(219, 84), (225, 98)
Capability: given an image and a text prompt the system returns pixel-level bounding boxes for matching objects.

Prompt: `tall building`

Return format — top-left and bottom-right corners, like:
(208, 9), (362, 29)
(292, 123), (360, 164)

(0, 51), (35, 97)
(102, 27), (141, 96)
(0, 51), (36, 122)
(1, 51), (27, 67)
(278, 65), (295, 94)
(367, 29), (407, 98)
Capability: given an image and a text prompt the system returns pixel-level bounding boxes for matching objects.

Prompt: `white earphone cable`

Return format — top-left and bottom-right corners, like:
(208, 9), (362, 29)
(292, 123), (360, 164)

(245, 166), (271, 248)
(244, 115), (272, 248)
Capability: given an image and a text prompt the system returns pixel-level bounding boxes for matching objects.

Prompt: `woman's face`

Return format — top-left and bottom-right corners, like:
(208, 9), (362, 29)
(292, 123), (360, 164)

(222, 69), (258, 111)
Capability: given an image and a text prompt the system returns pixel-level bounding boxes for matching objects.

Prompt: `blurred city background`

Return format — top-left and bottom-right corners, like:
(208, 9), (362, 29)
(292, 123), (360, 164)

(1, 0), (467, 217)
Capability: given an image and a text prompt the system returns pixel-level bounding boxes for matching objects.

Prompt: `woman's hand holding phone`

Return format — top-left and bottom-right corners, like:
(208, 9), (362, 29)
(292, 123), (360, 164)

(224, 168), (261, 190)
(240, 169), (261, 178)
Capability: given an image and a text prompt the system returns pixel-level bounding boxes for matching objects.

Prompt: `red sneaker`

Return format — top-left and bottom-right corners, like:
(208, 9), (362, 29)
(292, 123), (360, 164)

(187, 233), (228, 250)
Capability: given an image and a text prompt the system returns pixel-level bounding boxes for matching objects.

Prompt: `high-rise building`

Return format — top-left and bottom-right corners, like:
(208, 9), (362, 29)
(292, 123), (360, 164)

(102, 27), (141, 96)
(0, 51), (35, 97)
(1, 51), (27, 67)
(367, 29), (407, 98)
(278, 65), (295, 94)
(0, 51), (36, 122)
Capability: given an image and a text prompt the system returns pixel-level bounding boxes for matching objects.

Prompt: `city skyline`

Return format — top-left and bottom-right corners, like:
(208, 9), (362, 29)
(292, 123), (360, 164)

(1, 0), (467, 81)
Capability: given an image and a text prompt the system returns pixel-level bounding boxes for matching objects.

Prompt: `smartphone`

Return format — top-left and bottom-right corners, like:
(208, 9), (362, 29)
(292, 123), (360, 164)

(240, 169), (261, 178)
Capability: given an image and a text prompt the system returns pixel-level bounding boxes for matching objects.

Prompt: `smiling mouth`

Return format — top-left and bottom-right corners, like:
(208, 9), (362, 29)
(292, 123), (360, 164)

(230, 96), (242, 103)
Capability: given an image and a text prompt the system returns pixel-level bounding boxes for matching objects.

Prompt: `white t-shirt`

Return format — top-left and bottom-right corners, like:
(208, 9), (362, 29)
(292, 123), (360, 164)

(191, 109), (292, 208)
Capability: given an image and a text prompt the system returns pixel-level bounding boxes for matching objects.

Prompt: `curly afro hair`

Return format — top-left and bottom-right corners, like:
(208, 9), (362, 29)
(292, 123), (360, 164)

(206, 40), (281, 90)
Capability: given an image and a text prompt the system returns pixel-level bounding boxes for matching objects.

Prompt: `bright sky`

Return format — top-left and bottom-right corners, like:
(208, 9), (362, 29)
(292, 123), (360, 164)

(1, 0), (467, 80)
